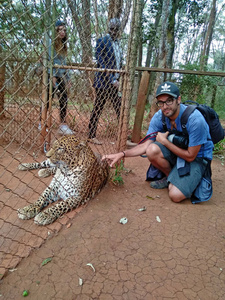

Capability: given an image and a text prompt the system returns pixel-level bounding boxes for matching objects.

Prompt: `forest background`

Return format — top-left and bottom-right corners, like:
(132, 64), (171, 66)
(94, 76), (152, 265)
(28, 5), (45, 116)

(0, 0), (225, 139)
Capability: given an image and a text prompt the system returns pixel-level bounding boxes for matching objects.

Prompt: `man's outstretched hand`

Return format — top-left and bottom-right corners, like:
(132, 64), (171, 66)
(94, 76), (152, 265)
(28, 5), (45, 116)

(102, 152), (124, 168)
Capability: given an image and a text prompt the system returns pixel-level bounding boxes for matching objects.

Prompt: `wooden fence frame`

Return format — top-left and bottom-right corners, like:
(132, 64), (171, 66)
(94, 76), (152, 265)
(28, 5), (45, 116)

(131, 67), (225, 143)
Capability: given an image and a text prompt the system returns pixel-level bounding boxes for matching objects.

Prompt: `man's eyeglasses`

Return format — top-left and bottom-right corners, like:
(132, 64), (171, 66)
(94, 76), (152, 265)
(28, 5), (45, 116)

(156, 97), (175, 107)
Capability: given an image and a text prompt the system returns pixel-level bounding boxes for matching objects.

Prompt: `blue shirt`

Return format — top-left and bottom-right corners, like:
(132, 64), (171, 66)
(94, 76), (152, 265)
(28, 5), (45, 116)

(147, 104), (214, 160)
(93, 34), (122, 89)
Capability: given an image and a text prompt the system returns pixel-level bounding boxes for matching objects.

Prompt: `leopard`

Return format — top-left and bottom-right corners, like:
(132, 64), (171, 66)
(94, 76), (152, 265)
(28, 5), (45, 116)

(17, 135), (109, 225)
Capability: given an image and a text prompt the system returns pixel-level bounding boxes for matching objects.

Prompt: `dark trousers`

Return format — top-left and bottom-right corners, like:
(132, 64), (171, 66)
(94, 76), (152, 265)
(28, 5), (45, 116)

(40, 77), (68, 123)
(88, 86), (121, 139)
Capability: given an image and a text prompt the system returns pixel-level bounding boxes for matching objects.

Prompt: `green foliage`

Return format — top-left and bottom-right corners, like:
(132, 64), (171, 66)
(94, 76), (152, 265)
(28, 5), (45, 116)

(1, 3), (41, 37)
(214, 84), (225, 115)
(22, 290), (29, 297)
(178, 63), (224, 109)
(112, 160), (124, 186)
(41, 257), (52, 266)
(213, 138), (225, 155)
(216, 108), (225, 120)
(183, 0), (210, 25)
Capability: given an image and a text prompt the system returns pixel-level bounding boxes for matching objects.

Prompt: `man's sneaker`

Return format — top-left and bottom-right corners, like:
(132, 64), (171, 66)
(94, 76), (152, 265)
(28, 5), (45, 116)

(58, 124), (74, 135)
(150, 177), (168, 189)
(88, 137), (102, 145)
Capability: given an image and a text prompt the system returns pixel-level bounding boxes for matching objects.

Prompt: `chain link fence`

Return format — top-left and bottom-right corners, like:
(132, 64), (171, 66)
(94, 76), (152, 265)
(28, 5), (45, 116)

(0, 0), (136, 278)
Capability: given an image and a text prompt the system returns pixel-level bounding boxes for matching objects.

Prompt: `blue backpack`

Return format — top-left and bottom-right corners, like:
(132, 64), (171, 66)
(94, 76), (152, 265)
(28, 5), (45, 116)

(162, 100), (225, 144)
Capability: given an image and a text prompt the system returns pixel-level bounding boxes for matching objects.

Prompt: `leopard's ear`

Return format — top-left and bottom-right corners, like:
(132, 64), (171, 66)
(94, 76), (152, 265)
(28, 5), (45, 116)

(46, 148), (54, 158)
(79, 140), (88, 147)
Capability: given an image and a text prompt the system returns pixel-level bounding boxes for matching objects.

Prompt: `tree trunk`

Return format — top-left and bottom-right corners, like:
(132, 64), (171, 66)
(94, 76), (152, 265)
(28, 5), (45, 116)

(67, 0), (92, 64)
(193, 0), (217, 102)
(148, 0), (171, 120)
(166, 0), (179, 80)
(137, 0), (145, 89)
(145, 4), (162, 104)
(108, 0), (132, 33)
(211, 85), (217, 109)
(145, 7), (162, 67)
(93, 0), (99, 37)
(116, 0), (141, 151)
(108, 0), (123, 20)
(200, 0), (217, 69)
(126, 0), (142, 91)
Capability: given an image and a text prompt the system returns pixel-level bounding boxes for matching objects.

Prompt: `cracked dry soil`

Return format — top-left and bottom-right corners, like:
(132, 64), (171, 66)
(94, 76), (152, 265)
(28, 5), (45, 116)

(0, 155), (225, 300)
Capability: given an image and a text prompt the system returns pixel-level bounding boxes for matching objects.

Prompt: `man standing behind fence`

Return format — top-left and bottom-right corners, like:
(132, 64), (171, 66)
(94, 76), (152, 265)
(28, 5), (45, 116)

(88, 18), (122, 145)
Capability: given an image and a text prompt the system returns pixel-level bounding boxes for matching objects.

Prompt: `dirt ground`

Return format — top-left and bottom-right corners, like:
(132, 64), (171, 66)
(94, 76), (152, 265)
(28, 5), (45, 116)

(0, 151), (225, 300)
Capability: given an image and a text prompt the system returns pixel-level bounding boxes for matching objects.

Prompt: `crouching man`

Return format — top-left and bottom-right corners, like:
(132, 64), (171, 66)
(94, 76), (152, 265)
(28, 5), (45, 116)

(102, 81), (214, 203)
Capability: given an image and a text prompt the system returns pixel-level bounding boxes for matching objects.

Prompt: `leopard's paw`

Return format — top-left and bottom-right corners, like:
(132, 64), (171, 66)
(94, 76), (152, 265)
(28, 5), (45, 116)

(18, 163), (32, 171)
(34, 209), (58, 225)
(38, 168), (53, 178)
(17, 204), (41, 219)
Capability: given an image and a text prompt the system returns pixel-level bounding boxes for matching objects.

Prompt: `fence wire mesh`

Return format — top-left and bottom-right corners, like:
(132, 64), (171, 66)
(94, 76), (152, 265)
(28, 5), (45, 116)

(0, 0), (134, 277)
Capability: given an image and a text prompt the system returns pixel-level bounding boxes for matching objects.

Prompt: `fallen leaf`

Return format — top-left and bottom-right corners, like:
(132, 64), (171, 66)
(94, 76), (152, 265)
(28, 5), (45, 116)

(67, 223), (72, 228)
(9, 268), (17, 272)
(86, 263), (96, 273)
(22, 290), (29, 297)
(156, 216), (161, 223)
(138, 207), (146, 211)
(146, 195), (154, 200)
(119, 217), (128, 224)
(41, 257), (52, 266)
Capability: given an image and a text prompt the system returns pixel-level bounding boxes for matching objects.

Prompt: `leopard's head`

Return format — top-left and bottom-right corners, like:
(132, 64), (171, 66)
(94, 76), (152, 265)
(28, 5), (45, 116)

(46, 136), (93, 167)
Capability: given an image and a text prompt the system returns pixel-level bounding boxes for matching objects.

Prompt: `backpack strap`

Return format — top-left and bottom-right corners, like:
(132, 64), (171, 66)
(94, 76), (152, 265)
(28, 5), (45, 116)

(161, 114), (168, 132)
(162, 105), (197, 135)
(181, 105), (196, 135)
(183, 100), (199, 106)
(138, 132), (157, 144)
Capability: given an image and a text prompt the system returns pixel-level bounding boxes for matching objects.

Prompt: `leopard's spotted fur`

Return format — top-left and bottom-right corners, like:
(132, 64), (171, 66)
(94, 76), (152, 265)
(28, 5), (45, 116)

(17, 136), (109, 225)
(18, 159), (57, 177)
